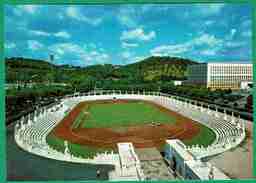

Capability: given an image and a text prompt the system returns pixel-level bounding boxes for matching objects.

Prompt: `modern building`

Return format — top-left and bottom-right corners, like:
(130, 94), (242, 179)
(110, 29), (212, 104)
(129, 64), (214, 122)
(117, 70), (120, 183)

(164, 139), (230, 180)
(187, 63), (253, 90)
(173, 80), (183, 86)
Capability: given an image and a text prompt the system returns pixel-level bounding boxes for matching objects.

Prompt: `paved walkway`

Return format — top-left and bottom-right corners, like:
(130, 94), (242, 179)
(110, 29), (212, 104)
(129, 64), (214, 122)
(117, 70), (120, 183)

(136, 148), (176, 180)
(141, 160), (176, 180)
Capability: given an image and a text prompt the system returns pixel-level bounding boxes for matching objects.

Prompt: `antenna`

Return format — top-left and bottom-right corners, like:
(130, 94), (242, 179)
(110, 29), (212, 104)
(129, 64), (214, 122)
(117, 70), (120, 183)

(49, 54), (54, 84)
(50, 54), (54, 63)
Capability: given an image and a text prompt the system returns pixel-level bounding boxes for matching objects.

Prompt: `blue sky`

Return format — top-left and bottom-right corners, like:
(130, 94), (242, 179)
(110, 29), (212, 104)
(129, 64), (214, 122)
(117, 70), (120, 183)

(4, 4), (252, 66)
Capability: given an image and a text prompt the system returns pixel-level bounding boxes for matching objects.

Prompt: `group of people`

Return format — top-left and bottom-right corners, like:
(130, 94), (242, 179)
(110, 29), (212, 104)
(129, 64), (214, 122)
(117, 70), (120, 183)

(150, 121), (161, 127)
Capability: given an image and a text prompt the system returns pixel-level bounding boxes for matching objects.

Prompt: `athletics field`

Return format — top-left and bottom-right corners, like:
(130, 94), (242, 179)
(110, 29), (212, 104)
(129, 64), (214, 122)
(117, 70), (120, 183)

(47, 99), (216, 158)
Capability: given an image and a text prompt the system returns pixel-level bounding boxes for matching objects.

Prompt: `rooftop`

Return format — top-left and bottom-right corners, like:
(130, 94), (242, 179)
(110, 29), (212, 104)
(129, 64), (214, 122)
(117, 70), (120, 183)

(193, 62), (252, 65)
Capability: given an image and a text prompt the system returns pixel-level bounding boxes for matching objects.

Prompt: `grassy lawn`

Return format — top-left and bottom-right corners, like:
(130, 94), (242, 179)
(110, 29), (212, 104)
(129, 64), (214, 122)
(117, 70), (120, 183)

(46, 124), (216, 159)
(47, 123), (216, 158)
(71, 105), (89, 129)
(46, 133), (114, 159)
(183, 124), (216, 147)
(46, 100), (216, 158)
(77, 101), (176, 128)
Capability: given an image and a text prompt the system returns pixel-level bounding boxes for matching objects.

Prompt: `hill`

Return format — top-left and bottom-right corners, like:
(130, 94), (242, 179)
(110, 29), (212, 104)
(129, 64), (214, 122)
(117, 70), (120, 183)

(5, 56), (198, 84)
(116, 56), (197, 81)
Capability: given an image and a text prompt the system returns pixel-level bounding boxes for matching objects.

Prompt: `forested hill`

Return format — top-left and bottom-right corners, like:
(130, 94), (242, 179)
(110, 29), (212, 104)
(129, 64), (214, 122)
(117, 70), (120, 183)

(117, 56), (197, 81)
(6, 56), (198, 83)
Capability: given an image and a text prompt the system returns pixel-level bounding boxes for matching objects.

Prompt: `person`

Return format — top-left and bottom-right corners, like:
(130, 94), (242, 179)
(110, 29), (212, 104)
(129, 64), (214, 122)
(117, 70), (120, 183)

(96, 169), (101, 178)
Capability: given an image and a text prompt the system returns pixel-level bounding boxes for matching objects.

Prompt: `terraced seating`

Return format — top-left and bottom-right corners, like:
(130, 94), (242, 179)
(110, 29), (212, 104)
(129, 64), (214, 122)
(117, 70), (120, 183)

(166, 99), (245, 158)
(14, 91), (246, 164)
(148, 94), (246, 159)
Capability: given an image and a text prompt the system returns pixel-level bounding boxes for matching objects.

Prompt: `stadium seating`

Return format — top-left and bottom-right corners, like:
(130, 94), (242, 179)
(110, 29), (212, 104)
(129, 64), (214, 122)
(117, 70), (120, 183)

(14, 90), (247, 164)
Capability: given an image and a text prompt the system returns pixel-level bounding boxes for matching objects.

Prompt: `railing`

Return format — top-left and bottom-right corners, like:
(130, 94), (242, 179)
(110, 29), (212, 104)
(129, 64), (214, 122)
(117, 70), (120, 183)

(14, 90), (247, 164)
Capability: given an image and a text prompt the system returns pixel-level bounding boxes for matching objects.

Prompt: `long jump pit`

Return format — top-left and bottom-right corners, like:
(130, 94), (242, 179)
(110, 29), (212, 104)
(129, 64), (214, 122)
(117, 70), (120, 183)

(50, 99), (202, 150)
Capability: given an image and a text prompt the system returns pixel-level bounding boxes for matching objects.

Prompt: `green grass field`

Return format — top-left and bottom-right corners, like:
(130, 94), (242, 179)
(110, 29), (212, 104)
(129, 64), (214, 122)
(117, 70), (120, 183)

(46, 133), (114, 158)
(73, 101), (176, 129)
(183, 125), (216, 147)
(47, 100), (216, 158)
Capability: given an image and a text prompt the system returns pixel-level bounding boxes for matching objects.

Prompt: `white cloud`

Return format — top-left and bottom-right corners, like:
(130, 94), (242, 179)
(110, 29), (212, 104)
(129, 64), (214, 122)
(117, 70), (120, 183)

(176, 4), (224, 23)
(141, 4), (172, 12)
(4, 42), (16, 49)
(192, 33), (223, 47)
(134, 56), (145, 61)
(230, 29), (237, 38)
(242, 30), (252, 37)
(66, 7), (79, 19)
(200, 49), (216, 56)
(118, 14), (136, 28)
(121, 28), (156, 42)
(196, 4), (225, 16)
(54, 31), (71, 39)
(66, 7), (102, 26)
(225, 41), (246, 48)
(124, 55), (147, 65)
(30, 30), (51, 37)
(28, 40), (43, 50)
(150, 30), (247, 59)
(99, 48), (105, 52)
(133, 56), (147, 62)
(205, 20), (215, 26)
(49, 43), (84, 56)
(54, 47), (65, 56)
(240, 18), (251, 38)
(49, 43), (110, 65)
(117, 6), (137, 28)
(29, 29), (71, 39)
(88, 43), (97, 49)
(151, 44), (189, 56)
(150, 33), (223, 57)
(242, 19), (251, 28)
(121, 42), (139, 48)
(225, 28), (237, 41)
(23, 5), (39, 14)
(120, 51), (146, 64)
(121, 51), (132, 59)
(14, 5), (40, 15)
(58, 13), (64, 20)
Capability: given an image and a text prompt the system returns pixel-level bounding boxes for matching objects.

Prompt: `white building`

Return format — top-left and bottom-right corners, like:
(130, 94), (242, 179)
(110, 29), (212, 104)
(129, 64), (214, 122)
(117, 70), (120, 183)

(187, 63), (253, 90)
(164, 139), (230, 180)
(173, 80), (183, 86)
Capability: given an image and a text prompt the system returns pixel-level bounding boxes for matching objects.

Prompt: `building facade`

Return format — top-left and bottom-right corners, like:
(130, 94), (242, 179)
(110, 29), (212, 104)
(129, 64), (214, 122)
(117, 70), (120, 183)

(187, 63), (253, 89)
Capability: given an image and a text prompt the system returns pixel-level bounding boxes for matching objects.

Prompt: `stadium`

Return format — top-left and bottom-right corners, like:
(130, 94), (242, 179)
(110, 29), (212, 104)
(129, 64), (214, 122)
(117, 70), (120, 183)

(13, 90), (249, 180)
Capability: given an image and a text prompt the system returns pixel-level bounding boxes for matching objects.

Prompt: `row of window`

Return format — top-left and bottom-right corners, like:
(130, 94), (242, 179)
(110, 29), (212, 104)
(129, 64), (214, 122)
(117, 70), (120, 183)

(210, 66), (252, 75)
(209, 83), (240, 88)
(210, 76), (252, 81)
(210, 71), (252, 75)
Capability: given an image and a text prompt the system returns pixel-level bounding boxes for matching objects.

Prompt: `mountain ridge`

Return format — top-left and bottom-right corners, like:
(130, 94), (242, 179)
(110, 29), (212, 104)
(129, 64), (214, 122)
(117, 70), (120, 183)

(6, 56), (198, 83)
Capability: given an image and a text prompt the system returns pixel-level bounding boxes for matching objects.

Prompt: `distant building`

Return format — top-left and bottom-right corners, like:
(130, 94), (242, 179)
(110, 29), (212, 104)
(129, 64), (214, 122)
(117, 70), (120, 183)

(187, 63), (253, 90)
(240, 81), (253, 90)
(173, 80), (183, 86)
